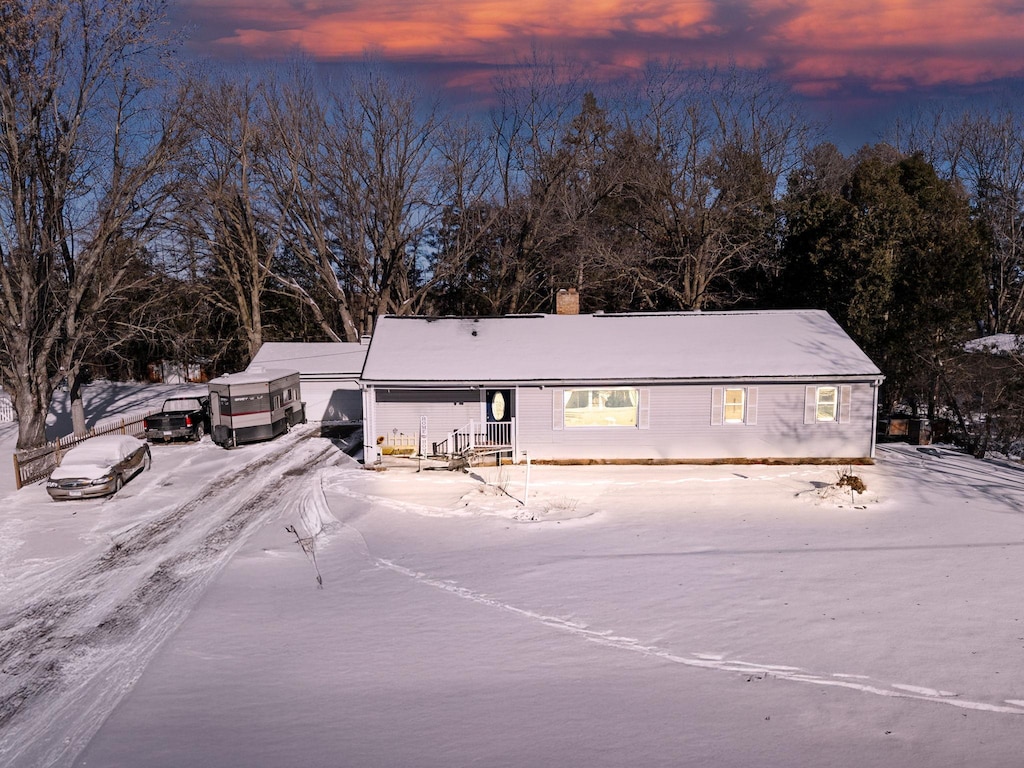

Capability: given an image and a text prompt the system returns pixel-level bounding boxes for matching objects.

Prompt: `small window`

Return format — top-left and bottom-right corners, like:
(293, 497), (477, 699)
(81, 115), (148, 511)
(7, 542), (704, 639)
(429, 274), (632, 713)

(712, 387), (757, 426)
(816, 387), (838, 422)
(724, 388), (745, 423)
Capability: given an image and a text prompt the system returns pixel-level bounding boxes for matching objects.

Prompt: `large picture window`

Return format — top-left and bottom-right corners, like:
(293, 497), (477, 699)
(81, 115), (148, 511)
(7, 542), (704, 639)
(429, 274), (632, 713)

(563, 388), (639, 427)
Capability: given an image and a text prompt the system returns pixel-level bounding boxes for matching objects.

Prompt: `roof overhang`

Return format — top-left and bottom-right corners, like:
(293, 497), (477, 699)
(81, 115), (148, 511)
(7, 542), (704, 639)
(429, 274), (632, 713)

(362, 374), (885, 389)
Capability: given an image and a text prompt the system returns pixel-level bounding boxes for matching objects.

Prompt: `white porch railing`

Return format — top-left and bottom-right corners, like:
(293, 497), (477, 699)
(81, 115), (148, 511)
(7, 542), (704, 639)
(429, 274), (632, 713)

(433, 419), (515, 458)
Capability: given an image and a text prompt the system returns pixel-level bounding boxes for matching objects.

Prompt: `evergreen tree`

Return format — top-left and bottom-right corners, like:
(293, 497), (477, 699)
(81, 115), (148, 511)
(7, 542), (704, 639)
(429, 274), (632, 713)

(779, 144), (986, 414)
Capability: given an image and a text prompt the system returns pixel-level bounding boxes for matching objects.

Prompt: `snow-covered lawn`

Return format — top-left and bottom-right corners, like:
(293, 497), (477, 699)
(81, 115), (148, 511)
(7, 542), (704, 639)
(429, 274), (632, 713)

(3, 382), (1024, 766)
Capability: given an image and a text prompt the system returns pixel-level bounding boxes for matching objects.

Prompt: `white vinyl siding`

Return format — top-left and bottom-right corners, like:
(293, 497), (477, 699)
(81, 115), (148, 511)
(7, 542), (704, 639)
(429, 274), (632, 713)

(371, 381), (877, 462)
(373, 389), (480, 451)
(520, 382), (877, 461)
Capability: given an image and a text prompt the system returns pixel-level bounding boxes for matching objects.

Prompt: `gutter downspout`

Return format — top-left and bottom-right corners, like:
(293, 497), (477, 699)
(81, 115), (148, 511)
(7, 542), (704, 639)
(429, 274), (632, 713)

(362, 385), (377, 464)
(870, 379), (881, 459)
(513, 385), (520, 463)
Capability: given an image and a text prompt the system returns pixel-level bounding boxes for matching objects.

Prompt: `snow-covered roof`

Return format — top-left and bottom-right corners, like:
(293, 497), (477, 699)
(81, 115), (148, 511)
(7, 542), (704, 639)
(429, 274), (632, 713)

(161, 398), (205, 411)
(208, 368), (299, 386)
(964, 334), (1023, 355)
(361, 310), (883, 384)
(249, 342), (367, 378)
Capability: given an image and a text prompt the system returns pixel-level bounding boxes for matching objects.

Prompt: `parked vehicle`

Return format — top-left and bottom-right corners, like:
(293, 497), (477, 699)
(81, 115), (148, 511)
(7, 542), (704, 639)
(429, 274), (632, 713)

(144, 396), (210, 442)
(46, 434), (151, 500)
(208, 369), (305, 448)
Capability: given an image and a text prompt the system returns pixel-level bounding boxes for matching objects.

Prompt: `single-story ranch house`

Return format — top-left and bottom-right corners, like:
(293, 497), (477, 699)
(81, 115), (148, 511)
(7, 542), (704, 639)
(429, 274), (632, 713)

(359, 309), (884, 464)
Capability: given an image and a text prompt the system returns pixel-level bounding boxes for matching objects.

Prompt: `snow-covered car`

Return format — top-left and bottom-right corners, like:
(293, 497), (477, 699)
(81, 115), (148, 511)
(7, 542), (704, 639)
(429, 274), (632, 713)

(46, 434), (152, 501)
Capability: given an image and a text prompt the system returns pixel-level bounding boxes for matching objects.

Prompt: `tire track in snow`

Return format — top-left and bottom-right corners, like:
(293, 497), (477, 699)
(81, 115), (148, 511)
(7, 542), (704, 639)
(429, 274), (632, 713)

(0, 441), (311, 686)
(374, 558), (1024, 717)
(0, 431), (341, 768)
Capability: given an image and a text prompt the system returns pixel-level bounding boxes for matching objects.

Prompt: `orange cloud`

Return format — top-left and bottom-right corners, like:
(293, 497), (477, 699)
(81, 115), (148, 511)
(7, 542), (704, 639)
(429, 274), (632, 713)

(209, 0), (715, 58)
(770, 0), (1024, 90)
(197, 0), (1024, 94)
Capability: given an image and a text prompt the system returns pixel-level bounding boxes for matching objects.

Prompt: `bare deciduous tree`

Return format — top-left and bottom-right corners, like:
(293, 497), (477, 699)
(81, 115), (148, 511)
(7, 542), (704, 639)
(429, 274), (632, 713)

(944, 110), (1024, 334)
(261, 63), (451, 341)
(178, 73), (281, 361)
(620, 64), (809, 310)
(420, 117), (503, 314)
(483, 52), (597, 313)
(0, 0), (187, 447)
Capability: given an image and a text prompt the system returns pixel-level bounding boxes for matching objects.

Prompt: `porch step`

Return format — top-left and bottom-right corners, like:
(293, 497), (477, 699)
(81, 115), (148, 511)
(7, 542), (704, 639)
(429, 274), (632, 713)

(446, 444), (513, 471)
(430, 418), (514, 467)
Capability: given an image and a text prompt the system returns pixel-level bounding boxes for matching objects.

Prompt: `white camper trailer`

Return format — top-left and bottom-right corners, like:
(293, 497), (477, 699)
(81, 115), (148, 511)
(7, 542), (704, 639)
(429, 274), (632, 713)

(207, 369), (305, 448)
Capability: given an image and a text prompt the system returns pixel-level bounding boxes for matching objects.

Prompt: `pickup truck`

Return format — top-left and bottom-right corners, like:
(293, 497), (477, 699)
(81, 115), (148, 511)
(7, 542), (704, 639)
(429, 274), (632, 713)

(144, 396), (210, 442)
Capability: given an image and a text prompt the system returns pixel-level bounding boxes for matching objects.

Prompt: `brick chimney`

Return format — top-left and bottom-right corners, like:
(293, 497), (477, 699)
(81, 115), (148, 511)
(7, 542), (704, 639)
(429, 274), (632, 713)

(556, 288), (579, 315)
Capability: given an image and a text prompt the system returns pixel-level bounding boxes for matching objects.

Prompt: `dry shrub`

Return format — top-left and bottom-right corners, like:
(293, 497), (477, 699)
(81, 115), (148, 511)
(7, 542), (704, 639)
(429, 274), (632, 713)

(837, 473), (866, 494)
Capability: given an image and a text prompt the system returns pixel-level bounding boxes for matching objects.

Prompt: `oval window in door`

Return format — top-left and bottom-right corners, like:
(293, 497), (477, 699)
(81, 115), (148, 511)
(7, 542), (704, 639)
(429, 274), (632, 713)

(489, 391), (506, 421)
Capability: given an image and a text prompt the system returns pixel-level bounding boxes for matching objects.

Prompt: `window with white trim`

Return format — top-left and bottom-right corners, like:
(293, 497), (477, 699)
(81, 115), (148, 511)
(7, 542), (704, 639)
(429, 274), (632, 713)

(711, 387), (758, 426)
(724, 388), (745, 423)
(804, 385), (852, 425)
(563, 388), (639, 427)
(816, 386), (838, 422)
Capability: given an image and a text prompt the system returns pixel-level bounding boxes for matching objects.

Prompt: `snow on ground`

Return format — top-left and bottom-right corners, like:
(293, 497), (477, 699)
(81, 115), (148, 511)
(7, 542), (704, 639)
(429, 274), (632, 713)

(0, 381), (207, 500)
(3, 382), (1024, 766)
(0, 382), (351, 766)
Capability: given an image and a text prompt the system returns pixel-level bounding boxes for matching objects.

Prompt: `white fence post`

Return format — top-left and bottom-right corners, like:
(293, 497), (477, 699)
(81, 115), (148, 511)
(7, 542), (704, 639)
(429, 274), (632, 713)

(523, 451), (530, 506)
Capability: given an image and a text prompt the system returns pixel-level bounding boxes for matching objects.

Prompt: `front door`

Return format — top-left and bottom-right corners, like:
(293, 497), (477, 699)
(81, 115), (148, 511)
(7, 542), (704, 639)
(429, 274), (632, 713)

(485, 389), (512, 446)
(210, 391), (222, 425)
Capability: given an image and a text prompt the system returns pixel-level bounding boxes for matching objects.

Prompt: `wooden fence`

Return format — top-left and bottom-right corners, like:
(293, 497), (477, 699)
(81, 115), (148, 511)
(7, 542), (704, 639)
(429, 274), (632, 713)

(13, 410), (158, 489)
